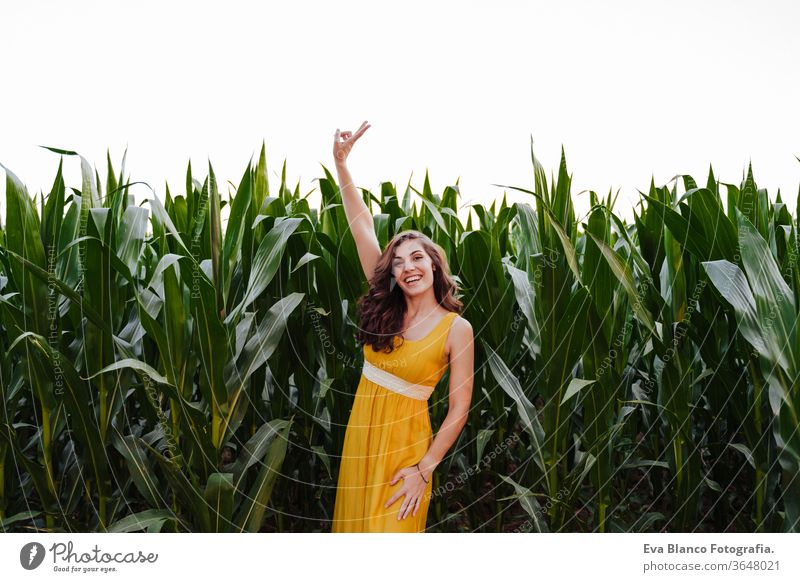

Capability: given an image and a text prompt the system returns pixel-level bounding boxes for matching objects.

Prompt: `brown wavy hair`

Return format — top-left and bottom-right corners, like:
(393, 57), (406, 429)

(355, 230), (463, 353)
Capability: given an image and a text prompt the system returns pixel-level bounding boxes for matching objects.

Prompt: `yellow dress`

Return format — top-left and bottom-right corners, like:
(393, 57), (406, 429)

(332, 311), (459, 533)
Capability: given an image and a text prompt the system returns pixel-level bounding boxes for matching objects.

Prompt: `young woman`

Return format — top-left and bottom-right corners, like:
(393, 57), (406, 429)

(330, 121), (475, 533)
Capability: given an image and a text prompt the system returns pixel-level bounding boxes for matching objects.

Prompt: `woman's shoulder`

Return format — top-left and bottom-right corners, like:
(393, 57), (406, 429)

(443, 312), (472, 360)
(449, 313), (472, 333)
(444, 312), (472, 342)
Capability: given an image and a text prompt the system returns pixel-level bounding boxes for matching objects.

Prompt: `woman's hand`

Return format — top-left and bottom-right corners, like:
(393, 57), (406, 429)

(384, 464), (429, 520)
(333, 120), (370, 166)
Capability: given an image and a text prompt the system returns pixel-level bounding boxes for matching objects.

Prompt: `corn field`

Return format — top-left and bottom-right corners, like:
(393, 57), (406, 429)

(1, 142), (799, 533)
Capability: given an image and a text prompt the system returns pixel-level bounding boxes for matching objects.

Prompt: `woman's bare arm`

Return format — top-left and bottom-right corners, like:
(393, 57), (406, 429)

(333, 121), (381, 281)
(417, 317), (475, 481)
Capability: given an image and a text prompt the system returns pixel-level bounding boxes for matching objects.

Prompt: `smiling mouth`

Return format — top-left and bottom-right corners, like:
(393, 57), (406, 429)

(404, 275), (422, 285)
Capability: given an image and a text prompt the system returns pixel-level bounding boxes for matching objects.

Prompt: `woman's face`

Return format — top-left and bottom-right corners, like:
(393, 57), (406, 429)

(391, 239), (435, 297)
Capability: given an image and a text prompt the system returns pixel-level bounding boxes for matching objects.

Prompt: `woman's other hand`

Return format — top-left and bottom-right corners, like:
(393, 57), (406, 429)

(384, 464), (429, 521)
(333, 120), (370, 166)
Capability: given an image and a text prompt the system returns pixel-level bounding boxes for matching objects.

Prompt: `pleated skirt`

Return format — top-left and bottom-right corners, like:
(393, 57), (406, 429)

(332, 375), (434, 533)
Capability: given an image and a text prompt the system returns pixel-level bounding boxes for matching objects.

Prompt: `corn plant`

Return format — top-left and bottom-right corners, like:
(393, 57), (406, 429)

(1, 142), (798, 533)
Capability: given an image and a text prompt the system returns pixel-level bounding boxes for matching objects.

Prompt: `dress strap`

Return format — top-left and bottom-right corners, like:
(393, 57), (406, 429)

(362, 360), (435, 400)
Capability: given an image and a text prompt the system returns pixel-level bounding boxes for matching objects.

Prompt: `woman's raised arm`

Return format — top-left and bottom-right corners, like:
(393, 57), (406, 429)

(333, 121), (381, 282)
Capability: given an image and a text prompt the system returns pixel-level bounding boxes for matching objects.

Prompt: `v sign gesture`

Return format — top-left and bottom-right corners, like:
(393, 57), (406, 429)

(333, 120), (371, 165)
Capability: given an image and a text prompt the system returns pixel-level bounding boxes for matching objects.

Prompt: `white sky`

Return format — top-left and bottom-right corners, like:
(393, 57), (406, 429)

(1, 0), (799, 227)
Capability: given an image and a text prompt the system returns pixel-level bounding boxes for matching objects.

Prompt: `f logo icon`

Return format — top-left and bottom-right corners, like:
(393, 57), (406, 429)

(20, 542), (46, 570)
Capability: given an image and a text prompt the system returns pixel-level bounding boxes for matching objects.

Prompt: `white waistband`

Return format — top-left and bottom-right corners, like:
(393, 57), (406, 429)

(361, 360), (435, 401)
